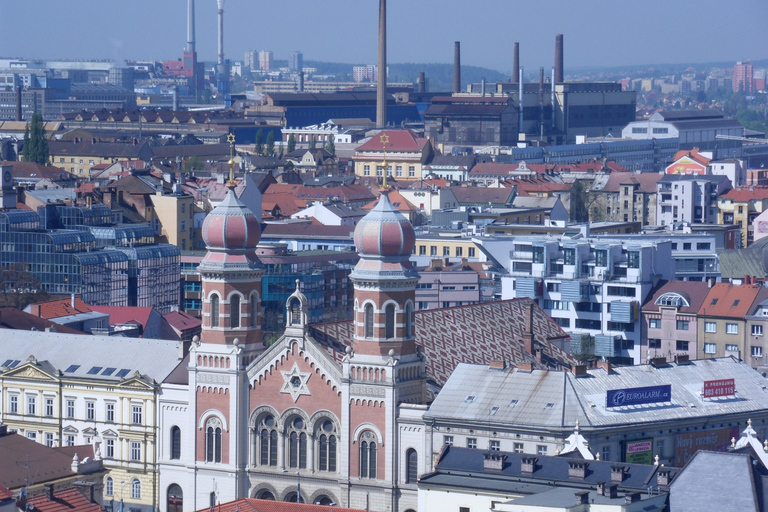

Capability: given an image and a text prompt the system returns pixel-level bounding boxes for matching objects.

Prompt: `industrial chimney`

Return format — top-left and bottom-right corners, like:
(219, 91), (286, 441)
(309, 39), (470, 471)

(217, 0), (225, 66)
(555, 34), (564, 83)
(453, 41), (461, 93)
(513, 42), (520, 83)
(15, 86), (22, 122)
(298, 71), (305, 93)
(417, 72), (426, 93)
(376, 0), (387, 128)
(187, 0), (196, 53)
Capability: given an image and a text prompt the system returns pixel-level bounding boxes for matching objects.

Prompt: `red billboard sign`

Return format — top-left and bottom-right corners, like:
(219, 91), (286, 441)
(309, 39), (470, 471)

(675, 427), (738, 467)
(703, 379), (735, 398)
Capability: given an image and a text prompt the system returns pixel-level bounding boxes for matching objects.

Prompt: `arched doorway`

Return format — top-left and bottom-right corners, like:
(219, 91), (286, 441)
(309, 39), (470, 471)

(255, 490), (275, 500)
(167, 484), (183, 512)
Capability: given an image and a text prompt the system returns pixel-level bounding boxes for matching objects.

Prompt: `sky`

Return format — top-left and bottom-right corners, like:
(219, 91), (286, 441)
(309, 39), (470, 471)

(2, 0), (767, 74)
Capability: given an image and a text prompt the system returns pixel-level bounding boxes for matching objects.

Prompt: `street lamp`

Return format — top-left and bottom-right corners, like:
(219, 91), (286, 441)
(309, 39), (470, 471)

(119, 480), (126, 512)
(282, 469), (300, 503)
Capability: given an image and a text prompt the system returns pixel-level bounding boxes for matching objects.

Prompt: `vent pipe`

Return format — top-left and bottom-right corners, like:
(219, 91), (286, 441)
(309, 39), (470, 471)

(453, 41), (461, 93)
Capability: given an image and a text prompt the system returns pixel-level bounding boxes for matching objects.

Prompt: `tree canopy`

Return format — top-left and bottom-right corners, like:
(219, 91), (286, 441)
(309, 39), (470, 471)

(22, 113), (49, 165)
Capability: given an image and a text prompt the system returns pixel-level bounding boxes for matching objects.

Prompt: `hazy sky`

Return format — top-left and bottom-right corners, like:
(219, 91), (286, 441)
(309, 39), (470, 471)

(2, 0), (767, 73)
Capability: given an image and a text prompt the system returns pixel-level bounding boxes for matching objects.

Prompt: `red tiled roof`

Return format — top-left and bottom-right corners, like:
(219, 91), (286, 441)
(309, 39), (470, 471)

(1, 161), (72, 181)
(261, 193), (308, 217)
(311, 298), (575, 387)
(31, 298), (93, 320)
(0, 308), (85, 334)
(721, 187), (768, 201)
(641, 280), (712, 314)
(264, 184), (375, 203)
(90, 306), (154, 330)
(262, 223), (355, 238)
(26, 487), (106, 512)
(672, 148), (711, 166)
(355, 129), (428, 153)
(163, 310), (202, 331)
(698, 283), (768, 318)
(196, 498), (373, 512)
(513, 178), (573, 194)
(362, 190), (418, 212)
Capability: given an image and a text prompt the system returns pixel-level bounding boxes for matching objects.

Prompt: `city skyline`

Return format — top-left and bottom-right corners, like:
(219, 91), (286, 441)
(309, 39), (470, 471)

(1, 0), (767, 74)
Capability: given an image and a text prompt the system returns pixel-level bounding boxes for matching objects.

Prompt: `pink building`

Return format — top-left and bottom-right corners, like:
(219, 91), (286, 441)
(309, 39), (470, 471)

(734, 61), (754, 93)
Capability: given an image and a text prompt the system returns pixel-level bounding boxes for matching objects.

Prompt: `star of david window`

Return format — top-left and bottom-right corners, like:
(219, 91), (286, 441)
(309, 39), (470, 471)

(281, 363), (311, 402)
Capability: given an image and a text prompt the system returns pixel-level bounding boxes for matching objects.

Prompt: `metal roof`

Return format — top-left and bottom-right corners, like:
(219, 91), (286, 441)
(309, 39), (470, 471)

(425, 358), (768, 430)
(0, 330), (182, 383)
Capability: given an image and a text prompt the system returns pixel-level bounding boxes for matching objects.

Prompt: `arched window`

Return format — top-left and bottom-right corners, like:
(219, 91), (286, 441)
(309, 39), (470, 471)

(385, 304), (395, 339)
(205, 418), (222, 463)
(230, 294), (240, 328)
(290, 298), (301, 325)
(105, 477), (113, 497)
(167, 484), (183, 512)
(316, 419), (337, 472)
(405, 303), (413, 338)
(287, 417), (307, 469)
(170, 426), (181, 460)
(255, 490), (275, 500)
(131, 479), (141, 499)
(250, 294), (259, 328)
(359, 431), (377, 479)
(210, 294), (220, 327)
(257, 414), (277, 466)
(364, 304), (374, 338)
(406, 448), (418, 483)
(315, 496), (334, 506)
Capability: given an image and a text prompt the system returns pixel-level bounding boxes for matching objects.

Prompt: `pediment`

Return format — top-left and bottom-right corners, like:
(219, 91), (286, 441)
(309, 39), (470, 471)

(117, 375), (156, 389)
(247, 333), (342, 390)
(101, 429), (118, 437)
(82, 427), (98, 435)
(4, 363), (57, 381)
(63, 425), (79, 434)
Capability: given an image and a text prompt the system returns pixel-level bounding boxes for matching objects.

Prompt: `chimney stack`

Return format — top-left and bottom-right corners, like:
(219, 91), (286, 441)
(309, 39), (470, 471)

(187, 0), (196, 53)
(417, 72), (426, 93)
(453, 41), (461, 93)
(513, 42), (520, 83)
(298, 71), (305, 93)
(15, 86), (22, 122)
(555, 34), (564, 83)
(217, 0), (225, 66)
(376, 0), (387, 128)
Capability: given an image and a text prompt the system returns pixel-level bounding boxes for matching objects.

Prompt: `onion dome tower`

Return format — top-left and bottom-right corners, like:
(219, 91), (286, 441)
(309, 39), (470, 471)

(199, 134), (264, 353)
(349, 173), (419, 357)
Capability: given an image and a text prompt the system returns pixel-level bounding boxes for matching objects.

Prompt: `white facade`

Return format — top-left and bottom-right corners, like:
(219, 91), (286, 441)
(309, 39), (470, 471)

(656, 176), (730, 226)
(500, 235), (674, 363)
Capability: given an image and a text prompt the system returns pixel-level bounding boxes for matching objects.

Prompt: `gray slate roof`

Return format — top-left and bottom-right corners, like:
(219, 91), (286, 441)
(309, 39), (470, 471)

(669, 451), (762, 512)
(0, 330), (182, 383)
(425, 358), (768, 430)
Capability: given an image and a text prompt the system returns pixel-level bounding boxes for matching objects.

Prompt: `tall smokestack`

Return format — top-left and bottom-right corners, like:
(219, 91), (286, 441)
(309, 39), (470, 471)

(417, 72), (426, 93)
(453, 41), (461, 94)
(187, 0), (195, 53)
(298, 71), (305, 93)
(513, 42), (520, 83)
(555, 34), (564, 83)
(376, 0), (387, 128)
(217, 0), (225, 66)
(15, 86), (21, 122)
(539, 67), (544, 139)
(518, 67), (524, 136)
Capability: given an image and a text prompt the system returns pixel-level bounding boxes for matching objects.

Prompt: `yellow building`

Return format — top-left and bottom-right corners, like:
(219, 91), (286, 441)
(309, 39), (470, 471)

(414, 234), (482, 261)
(353, 129), (433, 180)
(718, 188), (768, 247)
(0, 332), (185, 512)
(153, 190), (198, 251)
(48, 139), (154, 178)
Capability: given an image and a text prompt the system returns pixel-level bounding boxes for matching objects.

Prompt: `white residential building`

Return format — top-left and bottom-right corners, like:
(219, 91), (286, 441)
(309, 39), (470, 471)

(656, 174), (731, 226)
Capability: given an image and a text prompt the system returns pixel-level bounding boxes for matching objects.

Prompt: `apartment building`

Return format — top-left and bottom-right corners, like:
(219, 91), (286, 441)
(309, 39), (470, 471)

(500, 234), (674, 363)
(416, 258), (482, 310)
(718, 187), (768, 247)
(353, 129), (433, 180)
(656, 174), (731, 226)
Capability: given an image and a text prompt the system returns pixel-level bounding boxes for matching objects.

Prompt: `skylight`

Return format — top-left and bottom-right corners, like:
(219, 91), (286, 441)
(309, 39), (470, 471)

(65, 365), (80, 373)
(87, 367), (103, 375)
(711, 298), (719, 305)
(733, 300), (740, 307)
(102, 368), (117, 376)
(116, 369), (131, 378)
(465, 395), (476, 403)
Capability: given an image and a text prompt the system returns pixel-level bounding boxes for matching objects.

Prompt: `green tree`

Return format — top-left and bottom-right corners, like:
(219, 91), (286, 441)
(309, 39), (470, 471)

(287, 133), (296, 153)
(265, 130), (275, 156)
(0, 263), (50, 309)
(569, 179), (592, 222)
(254, 129), (264, 155)
(22, 113), (49, 165)
(324, 134), (336, 158)
(183, 156), (203, 173)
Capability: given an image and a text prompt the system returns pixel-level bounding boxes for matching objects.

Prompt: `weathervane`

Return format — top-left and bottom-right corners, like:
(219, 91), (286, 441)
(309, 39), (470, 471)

(227, 133), (236, 187)
(379, 132), (390, 190)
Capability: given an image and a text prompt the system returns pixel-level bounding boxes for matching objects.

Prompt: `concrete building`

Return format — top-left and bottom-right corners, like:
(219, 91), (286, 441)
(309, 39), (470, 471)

(258, 51), (273, 71)
(588, 171), (661, 225)
(734, 61), (754, 93)
(718, 188), (768, 247)
(656, 174), (732, 226)
(498, 234), (675, 364)
(416, 258), (482, 310)
(289, 51), (303, 73)
(423, 357), (768, 470)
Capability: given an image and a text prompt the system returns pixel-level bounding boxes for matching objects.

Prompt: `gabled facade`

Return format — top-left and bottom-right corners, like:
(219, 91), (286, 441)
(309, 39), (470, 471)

(353, 130), (432, 180)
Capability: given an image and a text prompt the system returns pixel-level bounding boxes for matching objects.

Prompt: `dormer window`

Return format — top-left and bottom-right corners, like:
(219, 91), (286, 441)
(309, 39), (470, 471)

(655, 292), (689, 308)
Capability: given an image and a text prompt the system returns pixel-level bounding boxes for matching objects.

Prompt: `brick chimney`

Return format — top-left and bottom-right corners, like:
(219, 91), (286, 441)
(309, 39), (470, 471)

(597, 360), (612, 373)
(610, 465), (627, 483)
(597, 482), (618, 498)
(624, 492), (641, 504)
(483, 451), (505, 471)
(45, 484), (54, 501)
(657, 468), (671, 487)
(572, 364), (587, 376)
(568, 461), (588, 479)
(674, 354), (690, 365)
(516, 362), (533, 373)
(650, 357), (667, 367)
(521, 456), (537, 474)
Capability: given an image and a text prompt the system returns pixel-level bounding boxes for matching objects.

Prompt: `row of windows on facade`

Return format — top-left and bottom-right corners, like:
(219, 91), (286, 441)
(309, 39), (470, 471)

(7, 397), (143, 424)
(362, 165), (416, 177)
(647, 338), (764, 357)
(105, 477), (142, 500)
(362, 303), (413, 339)
(209, 293), (260, 328)
(648, 318), (751, 334)
(416, 245), (476, 257)
(24, 429), (143, 460)
(514, 246), (641, 269)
